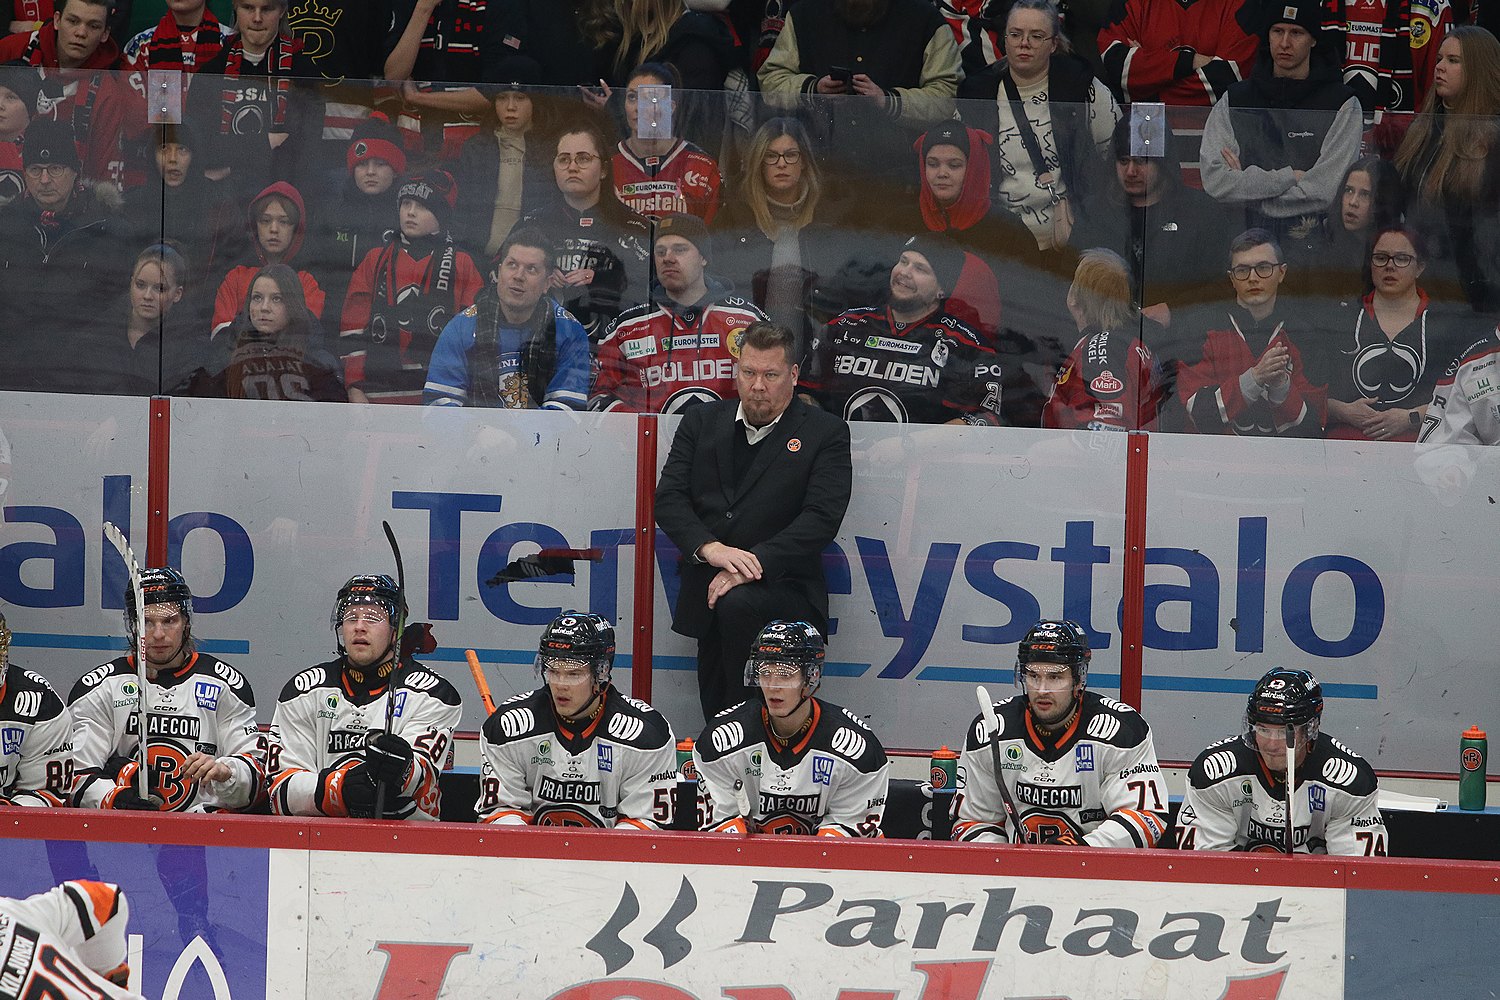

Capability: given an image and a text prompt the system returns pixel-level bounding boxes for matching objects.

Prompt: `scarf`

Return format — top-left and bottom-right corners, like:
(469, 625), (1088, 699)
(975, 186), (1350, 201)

(145, 9), (227, 72)
(470, 287), (557, 408)
(220, 35), (295, 134)
(369, 232), (459, 370)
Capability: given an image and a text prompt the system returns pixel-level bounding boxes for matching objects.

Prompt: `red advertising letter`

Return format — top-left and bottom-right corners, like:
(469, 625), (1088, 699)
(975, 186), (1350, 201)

(1217, 968), (1287, 1000)
(549, 981), (699, 1000)
(370, 943), (471, 1000)
(912, 960), (991, 1000)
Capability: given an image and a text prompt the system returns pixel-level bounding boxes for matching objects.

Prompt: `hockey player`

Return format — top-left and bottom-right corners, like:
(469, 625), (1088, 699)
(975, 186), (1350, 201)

(70, 568), (263, 813)
(693, 621), (889, 837)
(955, 619), (1168, 847)
(475, 612), (677, 828)
(1178, 667), (1388, 855)
(267, 574), (461, 821)
(591, 213), (768, 413)
(0, 881), (145, 999)
(0, 609), (75, 807)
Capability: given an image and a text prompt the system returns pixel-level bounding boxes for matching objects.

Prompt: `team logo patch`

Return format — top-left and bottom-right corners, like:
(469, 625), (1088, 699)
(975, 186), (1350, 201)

(0, 726), (22, 756)
(1410, 15), (1431, 46)
(621, 338), (658, 360)
(812, 754), (835, 786)
(392, 691), (407, 720)
(194, 681), (221, 711)
(1090, 370), (1124, 396)
(1282, 4), (1298, 17)
(931, 339), (949, 367)
(728, 327), (745, 358)
(1005, 745), (1022, 762)
(1056, 365), (1072, 386)
(1075, 744), (1095, 772)
(787, 438), (802, 453)
(1309, 785), (1326, 812)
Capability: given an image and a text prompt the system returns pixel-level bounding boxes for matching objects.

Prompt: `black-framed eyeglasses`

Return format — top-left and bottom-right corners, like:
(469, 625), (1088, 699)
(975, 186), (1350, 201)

(1371, 252), (1418, 268)
(1228, 262), (1280, 280)
(763, 150), (802, 166)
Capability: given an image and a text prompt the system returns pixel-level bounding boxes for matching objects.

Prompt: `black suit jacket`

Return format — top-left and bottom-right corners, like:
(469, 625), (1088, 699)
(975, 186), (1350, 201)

(654, 398), (853, 639)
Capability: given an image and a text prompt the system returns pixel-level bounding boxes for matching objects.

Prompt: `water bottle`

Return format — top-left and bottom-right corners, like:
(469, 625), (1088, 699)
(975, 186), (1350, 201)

(1460, 726), (1487, 811)
(930, 746), (959, 840)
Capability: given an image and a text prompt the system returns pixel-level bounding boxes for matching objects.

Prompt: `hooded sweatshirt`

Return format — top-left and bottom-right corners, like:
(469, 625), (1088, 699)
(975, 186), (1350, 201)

(211, 181), (326, 337)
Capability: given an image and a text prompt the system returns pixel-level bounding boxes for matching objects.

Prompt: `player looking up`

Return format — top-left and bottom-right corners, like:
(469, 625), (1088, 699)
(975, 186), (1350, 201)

(955, 619), (1168, 846)
(267, 574), (460, 820)
(69, 568), (263, 813)
(476, 612), (677, 828)
(693, 620), (889, 836)
(1178, 667), (1388, 854)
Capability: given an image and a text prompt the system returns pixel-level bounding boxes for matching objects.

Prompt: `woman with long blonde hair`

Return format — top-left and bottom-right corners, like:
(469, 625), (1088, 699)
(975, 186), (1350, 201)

(1394, 25), (1500, 313)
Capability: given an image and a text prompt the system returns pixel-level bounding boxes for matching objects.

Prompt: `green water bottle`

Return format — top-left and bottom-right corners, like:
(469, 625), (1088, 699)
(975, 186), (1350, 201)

(1460, 726), (1487, 811)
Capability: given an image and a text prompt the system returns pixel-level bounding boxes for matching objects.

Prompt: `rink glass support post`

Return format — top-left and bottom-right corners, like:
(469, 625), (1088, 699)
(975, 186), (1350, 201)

(632, 415), (659, 701)
(146, 396), (172, 568)
(1119, 430), (1149, 709)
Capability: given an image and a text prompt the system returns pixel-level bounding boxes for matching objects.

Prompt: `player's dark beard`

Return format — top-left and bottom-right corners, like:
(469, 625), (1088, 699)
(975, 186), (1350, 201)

(835, 0), (889, 28)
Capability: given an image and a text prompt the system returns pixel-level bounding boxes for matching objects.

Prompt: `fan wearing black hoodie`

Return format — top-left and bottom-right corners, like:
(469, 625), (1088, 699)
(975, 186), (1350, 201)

(1199, 1), (1362, 240)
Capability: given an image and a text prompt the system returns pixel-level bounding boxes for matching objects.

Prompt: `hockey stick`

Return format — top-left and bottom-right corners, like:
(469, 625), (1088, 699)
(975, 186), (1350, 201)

(1284, 724), (1297, 854)
(375, 520), (409, 820)
(976, 686), (1030, 844)
(102, 522), (149, 800)
(465, 649), (497, 715)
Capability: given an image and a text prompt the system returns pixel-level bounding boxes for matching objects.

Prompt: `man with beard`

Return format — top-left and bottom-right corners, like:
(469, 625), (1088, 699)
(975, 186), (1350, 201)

(592, 212), (768, 413)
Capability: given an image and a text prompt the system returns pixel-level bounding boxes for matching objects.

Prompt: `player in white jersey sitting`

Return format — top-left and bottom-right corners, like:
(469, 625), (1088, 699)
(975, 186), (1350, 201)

(268, 574), (462, 821)
(0, 881), (144, 999)
(955, 619), (1168, 847)
(0, 610), (75, 807)
(693, 620), (889, 836)
(69, 568), (263, 812)
(1178, 667), (1387, 855)
(476, 612), (677, 828)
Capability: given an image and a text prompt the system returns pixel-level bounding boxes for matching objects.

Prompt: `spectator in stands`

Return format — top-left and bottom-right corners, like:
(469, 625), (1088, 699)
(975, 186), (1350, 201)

(0, 119), (126, 392)
(758, 0), (960, 186)
(191, 0), (322, 198)
(611, 62), (723, 222)
(1285, 155), (1404, 303)
(340, 171), (484, 405)
(188, 263), (347, 401)
(284, 0), (387, 141)
(592, 212), (768, 413)
(593, 0), (736, 91)
(1044, 248), (1165, 430)
(121, 0), (229, 73)
(122, 124), (241, 313)
(424, 227), (591, 409)
(383, 0), (488, 158)
(454, 60), (551, 260)
(0, 70), (37, 209)
(212, 181), (325, 339)
(1394, 25), (1500, 314)
(1098, 0), (1259, 106)
(72, 244), (197, 396)
(1199, 2), (1362, 241)
(936, 0), (1004, 78)
(1320, 227), (1473, 441)
(486, 0), (614, 89)
(962, 0), (1118, 252)
(1324, 0), (1452, 122)
(801, 235), (1003, 425)
(1178, 228), (1326, 436)
(307, 114), (407, 317)
(520, 121), (652, 344)
(0, 0), (117, 69)
(713, 116), (837, 358)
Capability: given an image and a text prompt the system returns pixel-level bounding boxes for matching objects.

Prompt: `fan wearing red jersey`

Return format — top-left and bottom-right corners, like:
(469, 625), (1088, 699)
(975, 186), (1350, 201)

(611, 62), (723, 222)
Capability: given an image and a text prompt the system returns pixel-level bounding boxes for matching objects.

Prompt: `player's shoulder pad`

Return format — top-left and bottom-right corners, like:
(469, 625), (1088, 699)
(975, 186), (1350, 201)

(1079, 691), (1152, 748)
(2, 666), (66, 721)
(694, 700), (763, 763)
(600, 688), (673, 750)
(481, 687), (551, 746)
(811, 700), (887, 771)
(399, 661), (462, 707)
(278, 661), (342, 703)
(68, 657), (134, 702)
(1187, 735), (1259, 789)
(191, 654), (256, 708)
(1309, 734), (1379, 797)
(961, 694), (1027, 752)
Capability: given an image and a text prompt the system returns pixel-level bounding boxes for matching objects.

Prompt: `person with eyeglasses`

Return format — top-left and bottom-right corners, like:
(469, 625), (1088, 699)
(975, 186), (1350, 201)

(266, 574), (461, 821)
(519, 121), (651, 344)
(1320, 226), (1476, 441)
(1178, 228), (1325, 436)
(475, 612), (677, 829)
(1199, 3), (1360, 243)
(954, 619), (1168, 846)
(0, 117), (130, 393)
(693, 620), (889, 836)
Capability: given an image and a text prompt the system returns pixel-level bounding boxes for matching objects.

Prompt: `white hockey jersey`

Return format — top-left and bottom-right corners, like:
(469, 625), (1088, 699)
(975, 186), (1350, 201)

(1178, 734), (1388, 855)
(267, 659), (461, 821)
(693, 699), (890, 837)
(0, 881), (145, 1000)
(0, 664), (73, 807)
(955, 690), (1169, 847)
(68, 653), (263, 812)
(476, 685), (677, 828)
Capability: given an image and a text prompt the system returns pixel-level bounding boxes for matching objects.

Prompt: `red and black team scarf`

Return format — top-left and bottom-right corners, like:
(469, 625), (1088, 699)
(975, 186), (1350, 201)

(146, 9), (228, 72)
(369, 232), (460, 368)
(423, 0), (486, 59)
(219, 34), (296, 135)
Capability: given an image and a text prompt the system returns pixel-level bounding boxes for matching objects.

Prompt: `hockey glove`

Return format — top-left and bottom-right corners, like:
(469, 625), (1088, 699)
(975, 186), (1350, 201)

(364, 732), (415, 789)
(315, 760), (378, 818)
(104, 786), (160, 811)
(1037, 828), (1081, 846)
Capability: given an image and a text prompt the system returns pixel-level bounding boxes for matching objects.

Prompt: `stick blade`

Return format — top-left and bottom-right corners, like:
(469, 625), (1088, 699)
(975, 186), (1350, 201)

(976, 685), (1000, 735)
